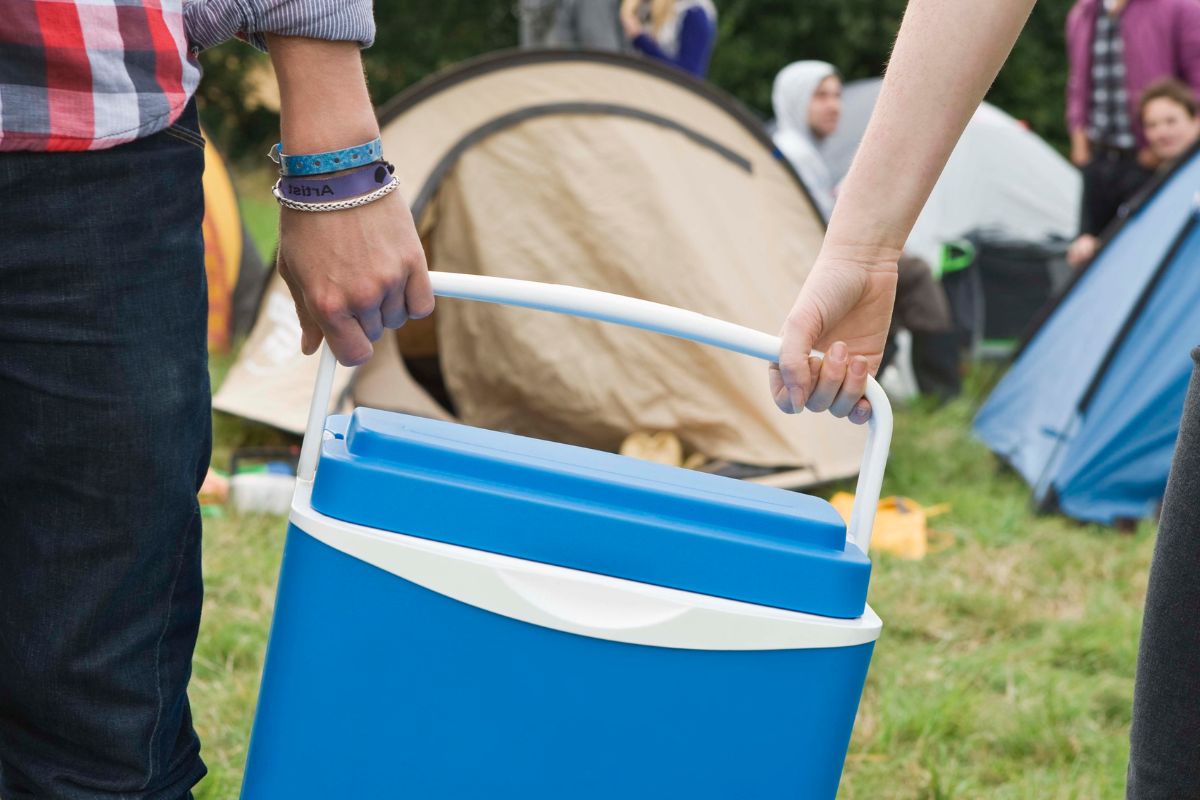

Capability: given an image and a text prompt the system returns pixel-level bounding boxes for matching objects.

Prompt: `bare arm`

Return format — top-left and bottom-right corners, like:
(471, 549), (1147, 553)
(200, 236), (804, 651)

(268, 36), (434, 366)
(771, 0), (1036, 420)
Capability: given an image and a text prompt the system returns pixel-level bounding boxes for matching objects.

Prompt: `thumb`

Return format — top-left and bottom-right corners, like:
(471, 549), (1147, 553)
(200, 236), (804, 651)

(776, 297), (824, 413)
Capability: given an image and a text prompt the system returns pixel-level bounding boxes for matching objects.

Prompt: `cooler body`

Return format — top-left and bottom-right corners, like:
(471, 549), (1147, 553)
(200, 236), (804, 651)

(241, 410), (880, 799)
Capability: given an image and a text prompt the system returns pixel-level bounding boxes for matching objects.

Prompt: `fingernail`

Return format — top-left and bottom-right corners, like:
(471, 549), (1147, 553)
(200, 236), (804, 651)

(850, 406), (870, 424)
(789, 390), (805, 414)
(830, 342), (847, 361)
(851, 358), (867, 377)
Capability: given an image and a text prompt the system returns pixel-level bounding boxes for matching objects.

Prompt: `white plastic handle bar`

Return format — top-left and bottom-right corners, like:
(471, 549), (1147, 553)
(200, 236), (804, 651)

(297, 273), (893, 553)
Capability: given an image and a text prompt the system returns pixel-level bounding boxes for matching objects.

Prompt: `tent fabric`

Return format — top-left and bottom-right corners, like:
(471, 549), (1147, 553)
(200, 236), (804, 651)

(201, 134), (268, 351)
(974, 148), (1200, 523)
(202, 135), (243, 352)
(215, 49), (867, 481)
(823, 78), (1080, 268)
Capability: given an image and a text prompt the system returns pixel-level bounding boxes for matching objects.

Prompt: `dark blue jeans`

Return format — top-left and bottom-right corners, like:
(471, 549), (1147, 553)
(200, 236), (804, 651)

(0, 102), (210, 799)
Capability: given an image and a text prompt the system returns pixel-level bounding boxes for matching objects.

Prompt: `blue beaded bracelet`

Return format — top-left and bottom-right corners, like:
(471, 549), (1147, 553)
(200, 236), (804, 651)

(268, 137), (383, 177)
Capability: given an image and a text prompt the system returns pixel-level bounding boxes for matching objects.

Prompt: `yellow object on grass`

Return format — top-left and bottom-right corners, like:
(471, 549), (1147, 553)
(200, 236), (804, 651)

(830, 492), (952, 560)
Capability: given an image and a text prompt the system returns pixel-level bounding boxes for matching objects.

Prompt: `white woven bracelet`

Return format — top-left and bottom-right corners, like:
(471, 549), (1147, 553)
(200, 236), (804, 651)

(272, 177), (400, 213)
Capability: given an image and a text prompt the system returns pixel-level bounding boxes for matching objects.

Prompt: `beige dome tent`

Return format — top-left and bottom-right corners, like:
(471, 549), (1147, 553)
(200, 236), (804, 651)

(215, 50), (865, 483)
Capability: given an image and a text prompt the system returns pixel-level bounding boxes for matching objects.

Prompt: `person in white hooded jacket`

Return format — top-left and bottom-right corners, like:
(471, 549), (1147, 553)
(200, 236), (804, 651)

(772, 60), (843, 221)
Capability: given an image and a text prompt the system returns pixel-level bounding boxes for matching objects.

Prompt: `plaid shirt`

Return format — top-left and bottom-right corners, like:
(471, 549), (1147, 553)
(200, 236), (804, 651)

(0, 0), (373, 152)
(1088, 8), (1137, 150)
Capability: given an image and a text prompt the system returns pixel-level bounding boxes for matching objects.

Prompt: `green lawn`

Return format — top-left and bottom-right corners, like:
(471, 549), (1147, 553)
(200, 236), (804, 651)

(192, 192), (1151, 798)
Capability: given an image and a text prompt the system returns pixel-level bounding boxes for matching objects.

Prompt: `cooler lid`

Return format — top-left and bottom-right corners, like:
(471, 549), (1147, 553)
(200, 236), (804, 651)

(311, 409), (870, 619)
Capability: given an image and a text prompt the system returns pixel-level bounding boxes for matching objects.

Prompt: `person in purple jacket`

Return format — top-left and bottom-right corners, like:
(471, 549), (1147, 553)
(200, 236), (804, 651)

(1066, 0), (1200, 240)
(620, 0), (717, 78)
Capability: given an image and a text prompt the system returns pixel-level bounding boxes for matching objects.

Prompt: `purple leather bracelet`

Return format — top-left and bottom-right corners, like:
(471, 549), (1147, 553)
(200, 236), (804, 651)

(275, 161), (395, 204)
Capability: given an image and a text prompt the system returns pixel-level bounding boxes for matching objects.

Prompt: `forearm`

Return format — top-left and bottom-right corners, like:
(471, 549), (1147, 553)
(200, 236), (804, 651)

(825, 0), (1036, 258)
(266, 35), (378, 155)
(186, 0), (374, 53)
(266, 34), (435, 367)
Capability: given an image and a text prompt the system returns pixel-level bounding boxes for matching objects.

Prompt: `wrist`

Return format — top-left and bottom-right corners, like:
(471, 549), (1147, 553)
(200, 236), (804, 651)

(281, 115), (379, 156)
(813, 240), (902, 272)
(267, 34), (379, 154)
(820, 212), (906, 267)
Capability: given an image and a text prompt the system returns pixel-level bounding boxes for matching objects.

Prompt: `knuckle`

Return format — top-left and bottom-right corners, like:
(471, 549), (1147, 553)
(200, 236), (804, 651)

(310, 294), (344, 321)
(404, 248), (428, 271)
(348, 286), (383, 313)
(409, 295), (435, 320)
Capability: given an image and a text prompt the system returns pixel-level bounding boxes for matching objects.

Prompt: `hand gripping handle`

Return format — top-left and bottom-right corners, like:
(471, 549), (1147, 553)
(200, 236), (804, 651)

(297, 273), (893, 553)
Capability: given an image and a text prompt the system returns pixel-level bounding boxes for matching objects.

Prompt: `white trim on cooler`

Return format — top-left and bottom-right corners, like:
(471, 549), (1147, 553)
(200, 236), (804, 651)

(291, 481), (882, 652)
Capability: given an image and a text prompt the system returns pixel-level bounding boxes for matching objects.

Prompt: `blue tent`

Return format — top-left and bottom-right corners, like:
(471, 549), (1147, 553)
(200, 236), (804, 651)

(974, 147), (1200, 524)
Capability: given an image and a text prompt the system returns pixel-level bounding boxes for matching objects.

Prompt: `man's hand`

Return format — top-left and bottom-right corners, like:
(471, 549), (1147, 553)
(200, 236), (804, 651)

(1066, 233), (1099, 269)
(1070, 128), (1091, 167)
(769, 244), (899, 424)
(277, 188), (434, 366)
(266, 35), (434, 366)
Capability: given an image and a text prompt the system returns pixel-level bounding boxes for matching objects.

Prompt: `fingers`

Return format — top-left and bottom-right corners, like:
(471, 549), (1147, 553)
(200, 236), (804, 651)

(405, 263), (436, 320)
(379, 291), (409, 330)
(768, 362), (789, 412)
(830, 355), (870, 418)
(313, 296), (374, 366)
(379, 243), (435, 328)
(850, 398), (872, 425)
(774, 318), (818, 414)
(771, 342), (874, 423)
(355, 305), (384, 344)
(806, 342), (848, 412)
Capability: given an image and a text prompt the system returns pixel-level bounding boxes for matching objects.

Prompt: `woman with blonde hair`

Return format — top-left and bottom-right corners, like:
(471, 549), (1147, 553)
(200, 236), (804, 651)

(620, 0), (717, 78)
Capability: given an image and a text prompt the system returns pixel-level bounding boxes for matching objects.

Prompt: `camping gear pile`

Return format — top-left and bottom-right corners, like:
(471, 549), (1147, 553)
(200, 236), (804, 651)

(938, 232), (1073, 358)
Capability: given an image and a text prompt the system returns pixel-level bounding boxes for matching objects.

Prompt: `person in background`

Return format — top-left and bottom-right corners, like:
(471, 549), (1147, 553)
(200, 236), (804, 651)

(772, 61), (842, 220)
(773, 59), (960, 399)
(1065, 0), (1200, 260)
(1067, 78), (1200, 267)
(0, 1), (433, 797)
(620, 0), (717, 78)
(520, 0), (624, 51)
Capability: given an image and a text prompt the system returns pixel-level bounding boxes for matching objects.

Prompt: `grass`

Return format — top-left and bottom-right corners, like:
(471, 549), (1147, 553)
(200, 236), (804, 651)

(190, 195), (1152, 798)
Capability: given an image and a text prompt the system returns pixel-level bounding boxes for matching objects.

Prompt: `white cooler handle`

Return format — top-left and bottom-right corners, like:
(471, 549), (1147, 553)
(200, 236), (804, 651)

(296, 273), (893, 553)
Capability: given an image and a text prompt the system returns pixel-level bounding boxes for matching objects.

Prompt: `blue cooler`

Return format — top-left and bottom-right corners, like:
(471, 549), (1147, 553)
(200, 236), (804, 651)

(241, 275), (892, 800)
